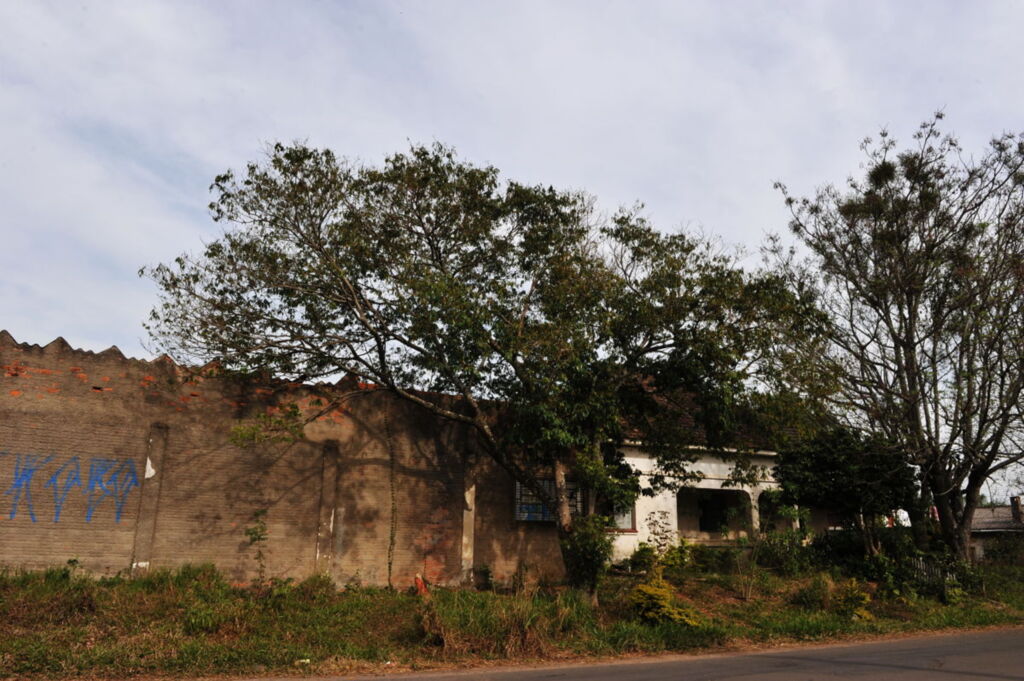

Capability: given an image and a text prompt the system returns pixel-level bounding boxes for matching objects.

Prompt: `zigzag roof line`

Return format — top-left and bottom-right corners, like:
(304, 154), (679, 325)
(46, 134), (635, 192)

(0, 329), (180, 369)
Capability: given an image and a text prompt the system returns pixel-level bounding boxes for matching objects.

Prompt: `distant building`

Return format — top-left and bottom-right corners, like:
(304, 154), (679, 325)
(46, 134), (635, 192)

(970, 497), (1024, 561)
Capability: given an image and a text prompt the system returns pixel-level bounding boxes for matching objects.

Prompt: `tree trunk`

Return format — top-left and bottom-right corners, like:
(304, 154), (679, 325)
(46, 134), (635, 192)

(553, 458), (574, 537)
(855, 512), (881, 557)
(929, 471), (971, 562)
(553, 458), (600, 606)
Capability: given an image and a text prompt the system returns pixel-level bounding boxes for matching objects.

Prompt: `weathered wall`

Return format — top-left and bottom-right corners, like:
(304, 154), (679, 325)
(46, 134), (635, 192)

(0, 331), (549, 586)
(472, 456), (565, 584)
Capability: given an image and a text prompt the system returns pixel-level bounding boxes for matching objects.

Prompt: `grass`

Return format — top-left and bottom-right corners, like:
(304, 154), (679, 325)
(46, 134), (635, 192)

(1, 562), (1022, 678)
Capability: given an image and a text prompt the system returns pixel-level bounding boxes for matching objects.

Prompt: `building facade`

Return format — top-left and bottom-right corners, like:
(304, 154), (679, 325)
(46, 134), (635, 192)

(0, 330), (781, 586)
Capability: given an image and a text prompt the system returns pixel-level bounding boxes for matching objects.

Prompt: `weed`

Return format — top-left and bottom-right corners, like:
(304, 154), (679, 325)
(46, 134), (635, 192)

(790, 573), (833, 610)
(244, 509), (269, 584)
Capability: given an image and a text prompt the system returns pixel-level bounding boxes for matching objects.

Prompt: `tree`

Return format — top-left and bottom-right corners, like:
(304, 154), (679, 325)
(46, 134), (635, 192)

(775, 427), (918, 556)
(144, 143), (790, 594)
(772, 114), (1024, 560)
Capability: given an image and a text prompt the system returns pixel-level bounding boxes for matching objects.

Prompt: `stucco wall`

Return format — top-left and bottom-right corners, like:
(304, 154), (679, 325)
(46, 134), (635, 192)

(610, 446), (779, 560)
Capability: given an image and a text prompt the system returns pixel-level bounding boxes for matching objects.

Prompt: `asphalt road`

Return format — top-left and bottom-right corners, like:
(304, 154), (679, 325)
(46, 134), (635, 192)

(279, 627), (1024, 681)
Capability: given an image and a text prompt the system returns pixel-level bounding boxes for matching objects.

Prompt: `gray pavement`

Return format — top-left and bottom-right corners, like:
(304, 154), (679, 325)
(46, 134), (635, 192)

(277, 627), (1024, 681)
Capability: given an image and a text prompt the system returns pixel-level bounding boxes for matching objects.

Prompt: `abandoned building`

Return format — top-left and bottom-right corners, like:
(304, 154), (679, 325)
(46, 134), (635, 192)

(0, 330), (782, 585)
(970, 497), (1024, 562)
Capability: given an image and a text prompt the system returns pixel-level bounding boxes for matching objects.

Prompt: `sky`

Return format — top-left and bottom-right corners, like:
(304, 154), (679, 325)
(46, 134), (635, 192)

(1, 0), (1023, 358)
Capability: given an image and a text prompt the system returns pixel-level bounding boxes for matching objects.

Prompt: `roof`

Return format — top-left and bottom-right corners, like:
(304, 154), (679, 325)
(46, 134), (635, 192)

(971, 506), (1024, 533)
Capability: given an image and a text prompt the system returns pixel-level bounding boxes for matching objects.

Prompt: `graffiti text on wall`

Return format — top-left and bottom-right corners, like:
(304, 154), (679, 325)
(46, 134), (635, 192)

(2, 453), (140, 523)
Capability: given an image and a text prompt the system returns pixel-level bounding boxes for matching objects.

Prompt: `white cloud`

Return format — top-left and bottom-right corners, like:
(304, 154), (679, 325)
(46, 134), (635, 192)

(1, 0), (1023, 355)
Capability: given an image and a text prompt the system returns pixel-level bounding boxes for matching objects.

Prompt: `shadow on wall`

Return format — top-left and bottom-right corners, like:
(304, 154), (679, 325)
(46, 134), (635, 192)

(326, 389), (467, 587)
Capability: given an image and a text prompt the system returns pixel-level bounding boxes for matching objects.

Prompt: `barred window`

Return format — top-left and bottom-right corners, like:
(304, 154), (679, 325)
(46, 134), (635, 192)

(515, 479), (582, 522)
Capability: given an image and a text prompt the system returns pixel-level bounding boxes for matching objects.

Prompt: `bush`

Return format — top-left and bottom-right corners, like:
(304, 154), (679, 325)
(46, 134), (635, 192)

(560, 515), (615, 593)
(756, 530), (813, 576)
(627, 576), (699, 626)
(661, 544), (690, 584)
(627, 544), (658, 574)
(831, 579), (872, 620)
(789, 573), (833, 610)
(982, 534), (1024, 565)
(183, 602), (223, 635)
(690, 545), (740, 574)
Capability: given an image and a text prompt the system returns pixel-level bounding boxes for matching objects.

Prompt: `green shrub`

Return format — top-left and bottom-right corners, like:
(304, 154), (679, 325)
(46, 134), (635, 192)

(627, 544), (658, 574)
(982, 534), (1024, 565)
(831, 579), (872, 620)
(789, 573), (833, 610)
(295, 574), (337, 603)
(756, 530), (813, 576)
(690, 545), (740, 574)
(560, 515), (615, 593)
(661, 544), (690, 585)
(627, 577), (699, 625)
(421, 588), (597, 658)
(661, 544), (689, 571)
(183, 602), (223, 635)
(942, 584), (966, 606)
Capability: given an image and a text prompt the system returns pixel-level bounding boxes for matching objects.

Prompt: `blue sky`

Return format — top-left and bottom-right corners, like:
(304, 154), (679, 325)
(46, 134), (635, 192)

(1, 1), (1023, 358)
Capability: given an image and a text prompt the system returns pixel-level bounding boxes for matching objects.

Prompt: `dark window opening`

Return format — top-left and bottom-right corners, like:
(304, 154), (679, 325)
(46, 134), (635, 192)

(515, 480), (582, 522)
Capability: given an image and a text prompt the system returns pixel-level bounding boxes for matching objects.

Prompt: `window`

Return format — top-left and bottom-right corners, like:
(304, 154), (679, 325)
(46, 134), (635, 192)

(515, 480), (582, 522)
(596, 496), (636, 532)
(610, 504), (636, 532)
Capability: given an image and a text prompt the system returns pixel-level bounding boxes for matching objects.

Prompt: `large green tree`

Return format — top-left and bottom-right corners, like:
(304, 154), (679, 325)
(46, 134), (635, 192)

(144, 143), (793, 591)
(772, 114), (1024, 560)
(775, 426), (918, 556)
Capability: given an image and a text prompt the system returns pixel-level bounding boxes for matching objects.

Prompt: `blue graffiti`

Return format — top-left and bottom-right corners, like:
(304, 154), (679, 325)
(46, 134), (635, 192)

(2, 454), (142, 523)
(44, 457), (82, 522)
(85, 458), (140, 523)
(6, 454), (54, 522)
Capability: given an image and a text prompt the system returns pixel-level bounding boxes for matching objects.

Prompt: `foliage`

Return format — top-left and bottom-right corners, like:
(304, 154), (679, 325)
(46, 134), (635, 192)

(559, 515), (615, 594)
(143, 142), (806, 589)
(627, 544), (658, 574)
(627, 576), (699, 625)
(660, 544), (690, 584)
(830, 579), (872, 620)
(229, 403), (305, 447)
(775, 427), (917, 555)
(689, 545), (741, 574)
(981, 534), (1024, 565)
(642, 510), (678, 557)
(244, 509), (269, 584)
(789, 573), (834, 611)
(755, 530), (814, 576)
(421, 588), (597, 658)
(772, 114), (1024, 559)
(2, 564), (1022, 677)
(626, 511), (690, 577)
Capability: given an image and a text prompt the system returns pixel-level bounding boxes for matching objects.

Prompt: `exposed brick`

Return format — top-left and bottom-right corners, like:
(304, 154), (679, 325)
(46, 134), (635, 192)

(0, 331), (562, 587)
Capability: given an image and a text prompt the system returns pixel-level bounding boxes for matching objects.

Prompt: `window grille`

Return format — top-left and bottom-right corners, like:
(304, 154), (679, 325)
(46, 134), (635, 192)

(515, 479), (582, 521)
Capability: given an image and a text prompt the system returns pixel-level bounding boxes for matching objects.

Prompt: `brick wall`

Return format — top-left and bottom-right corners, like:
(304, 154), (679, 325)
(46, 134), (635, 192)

(0, 331), (563, 586)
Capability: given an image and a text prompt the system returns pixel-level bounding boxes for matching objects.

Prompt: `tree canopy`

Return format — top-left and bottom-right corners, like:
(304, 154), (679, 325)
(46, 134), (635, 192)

(144, 142), (799, 588)
(772, 114), (1024, 559)
(775, 426), (918, 555)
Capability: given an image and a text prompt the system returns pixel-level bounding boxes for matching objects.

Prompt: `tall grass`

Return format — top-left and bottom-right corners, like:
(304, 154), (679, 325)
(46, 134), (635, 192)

(0, 563), (1021, 678)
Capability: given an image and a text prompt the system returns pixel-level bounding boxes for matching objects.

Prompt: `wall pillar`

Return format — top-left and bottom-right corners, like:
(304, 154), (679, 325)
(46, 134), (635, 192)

(461, 467), (476, 584)
(748, 490), (760, 534)
(314, 440), (340, 574)
(130, 423), (169, 574)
